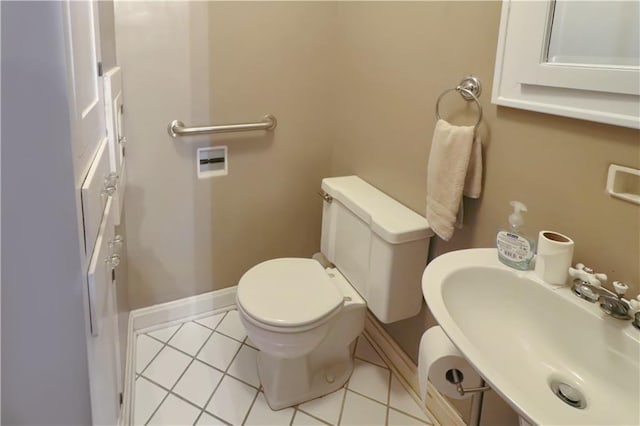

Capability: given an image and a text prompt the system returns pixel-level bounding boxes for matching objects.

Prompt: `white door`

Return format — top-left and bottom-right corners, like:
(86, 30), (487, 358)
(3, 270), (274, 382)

(63, 1), (122, 424)
(64, 0), (106, 178)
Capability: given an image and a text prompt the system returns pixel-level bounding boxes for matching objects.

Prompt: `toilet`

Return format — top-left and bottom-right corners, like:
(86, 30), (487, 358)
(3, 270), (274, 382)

(236, 176), (433, 409)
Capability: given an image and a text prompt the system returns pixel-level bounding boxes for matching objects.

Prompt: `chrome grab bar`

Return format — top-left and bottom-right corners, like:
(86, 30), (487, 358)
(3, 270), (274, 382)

(168, 114), (277, 138)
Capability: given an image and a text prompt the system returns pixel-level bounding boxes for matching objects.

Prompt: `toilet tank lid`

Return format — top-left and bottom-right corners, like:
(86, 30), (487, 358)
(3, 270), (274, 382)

(321, 176), (433, 244)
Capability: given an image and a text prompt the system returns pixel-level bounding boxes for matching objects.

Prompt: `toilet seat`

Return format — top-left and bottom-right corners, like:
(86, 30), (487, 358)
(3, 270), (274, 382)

(237, 258), (344, 331)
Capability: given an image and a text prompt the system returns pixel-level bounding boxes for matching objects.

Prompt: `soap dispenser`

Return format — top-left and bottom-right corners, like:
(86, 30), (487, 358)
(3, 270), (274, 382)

(496, 201), (536, 270)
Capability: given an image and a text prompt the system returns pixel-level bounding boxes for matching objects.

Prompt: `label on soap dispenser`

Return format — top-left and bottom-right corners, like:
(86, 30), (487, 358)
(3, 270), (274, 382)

(497, 231), (532, 262)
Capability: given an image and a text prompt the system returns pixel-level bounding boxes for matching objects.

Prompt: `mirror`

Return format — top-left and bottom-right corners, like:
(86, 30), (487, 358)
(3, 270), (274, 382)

(547, 1), (639, 67)
(492, 0), (640, 129)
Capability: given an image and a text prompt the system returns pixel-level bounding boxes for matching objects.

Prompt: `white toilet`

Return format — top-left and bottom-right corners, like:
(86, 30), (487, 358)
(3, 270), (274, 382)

(236, 176), (433, 409)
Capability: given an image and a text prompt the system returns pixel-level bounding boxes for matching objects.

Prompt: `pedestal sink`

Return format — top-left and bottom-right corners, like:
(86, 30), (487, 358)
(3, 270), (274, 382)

(422, 248), (639, 425)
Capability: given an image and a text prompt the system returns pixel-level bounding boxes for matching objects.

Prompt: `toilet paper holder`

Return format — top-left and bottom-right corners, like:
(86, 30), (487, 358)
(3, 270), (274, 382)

(446, 368), (491, 396)
(448, 369), (492, 426)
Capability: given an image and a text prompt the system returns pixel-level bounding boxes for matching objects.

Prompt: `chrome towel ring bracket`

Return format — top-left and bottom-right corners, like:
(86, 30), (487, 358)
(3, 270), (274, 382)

(435, 76), (483, 129)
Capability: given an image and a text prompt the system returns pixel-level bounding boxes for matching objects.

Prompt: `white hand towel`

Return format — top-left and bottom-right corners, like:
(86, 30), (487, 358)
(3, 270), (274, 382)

(426, 119), (482, 241)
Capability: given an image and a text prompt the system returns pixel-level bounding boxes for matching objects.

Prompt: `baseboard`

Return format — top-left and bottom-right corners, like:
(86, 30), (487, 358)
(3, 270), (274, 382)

(130, 287), (238, 332)
(120, 287), (238, 426)
(364, 312), (465, 426)
(424, 385), (467, 426)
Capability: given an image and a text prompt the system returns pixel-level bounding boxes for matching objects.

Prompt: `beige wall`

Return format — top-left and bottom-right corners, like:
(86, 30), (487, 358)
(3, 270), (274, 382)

(116, 1), (211, 308)
(117, 2), (336, 308)
(207, 2), (337, 289)
(117, 2), (639, 425)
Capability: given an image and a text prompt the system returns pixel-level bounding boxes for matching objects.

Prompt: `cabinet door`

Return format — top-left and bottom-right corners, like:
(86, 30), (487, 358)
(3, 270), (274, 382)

(81, 137), (111, 255)
(103, 67), (126, 225)
(114, 75), (126, 220)
(113, 159), (126, 225)
(86, 197), (121, 425)
(103, 67), (123, 174)
(115, 92), (125, 168)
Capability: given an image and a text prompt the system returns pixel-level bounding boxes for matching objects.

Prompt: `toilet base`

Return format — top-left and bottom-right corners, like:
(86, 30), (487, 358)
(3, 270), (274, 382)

(258, 339), (357, 410)
(240, 265), (367, 409)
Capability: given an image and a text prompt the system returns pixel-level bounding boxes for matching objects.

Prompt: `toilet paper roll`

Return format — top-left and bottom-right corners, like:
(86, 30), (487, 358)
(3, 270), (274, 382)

(418, 326), (482, 401)
(534, 230), (574, 285)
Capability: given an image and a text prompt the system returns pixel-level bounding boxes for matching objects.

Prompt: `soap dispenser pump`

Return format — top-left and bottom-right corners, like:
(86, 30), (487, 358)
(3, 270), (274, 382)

(496, 201), (536, 270)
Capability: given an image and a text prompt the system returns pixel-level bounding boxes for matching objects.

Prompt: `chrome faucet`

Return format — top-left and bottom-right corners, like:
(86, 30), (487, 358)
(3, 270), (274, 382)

(568, 264), (640, 325)
(598, 281), (632, 320)
(599, 294), (631, 320)
(568, 264), (607, 303)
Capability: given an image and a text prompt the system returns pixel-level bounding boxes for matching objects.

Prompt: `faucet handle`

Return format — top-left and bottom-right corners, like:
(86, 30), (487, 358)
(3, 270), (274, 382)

(595, 273), (608, 283)
(612, 281), (628, 298)
(568, 264), (606, 287)
(629, 295), (640, 312)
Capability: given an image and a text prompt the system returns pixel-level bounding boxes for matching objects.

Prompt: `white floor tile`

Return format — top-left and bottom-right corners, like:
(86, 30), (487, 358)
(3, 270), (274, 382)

(136, 334), (164, 373)
(206, 375), (258, 425)
(227, 344), (260, 387)
(195, 412), (227, 425)
(142, 346), (192, 389)
(389, 375), (430, 422)
(339, 391), (387, 425)
(292, 411), (328, 425)
(298, 387), (345, 425)
(173, 359), (224, 408)
(195, 312), (226, 331)
(388, 408), (430, 425)
(147, 323), (181, 343)
(197, 332), (242, 371)
(134, 377), (167, 425)
(147, 394), (200, 425)
(354, 335), (386, 368)
(168, 321), (212, 356)
(132, 311), (433, 426)
(347, 359), (391, 404)
(244, 392), (295, 425)
(216, 310), (247, 341)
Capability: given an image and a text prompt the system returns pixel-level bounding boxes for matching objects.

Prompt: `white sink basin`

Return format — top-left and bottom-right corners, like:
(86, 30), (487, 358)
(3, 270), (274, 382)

(422, 248), (640, 425)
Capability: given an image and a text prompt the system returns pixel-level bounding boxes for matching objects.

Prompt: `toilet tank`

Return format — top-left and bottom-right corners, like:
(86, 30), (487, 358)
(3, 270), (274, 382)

(320, 176), (433, 323)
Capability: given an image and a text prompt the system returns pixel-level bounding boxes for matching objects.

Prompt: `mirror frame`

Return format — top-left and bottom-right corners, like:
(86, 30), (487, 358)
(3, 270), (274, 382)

(491, 0), (640, 129)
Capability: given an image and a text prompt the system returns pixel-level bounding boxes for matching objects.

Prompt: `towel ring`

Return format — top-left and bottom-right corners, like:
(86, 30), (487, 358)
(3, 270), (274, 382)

(435, 76), (483, 129)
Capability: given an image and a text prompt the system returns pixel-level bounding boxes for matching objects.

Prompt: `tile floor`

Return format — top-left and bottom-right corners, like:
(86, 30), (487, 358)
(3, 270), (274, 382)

(133, 308), (434, 425)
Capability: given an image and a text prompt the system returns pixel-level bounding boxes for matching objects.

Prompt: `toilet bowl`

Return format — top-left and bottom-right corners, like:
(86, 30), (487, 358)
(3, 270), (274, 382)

(237, 258), (366, 409)
(236, 176), (433, 410)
